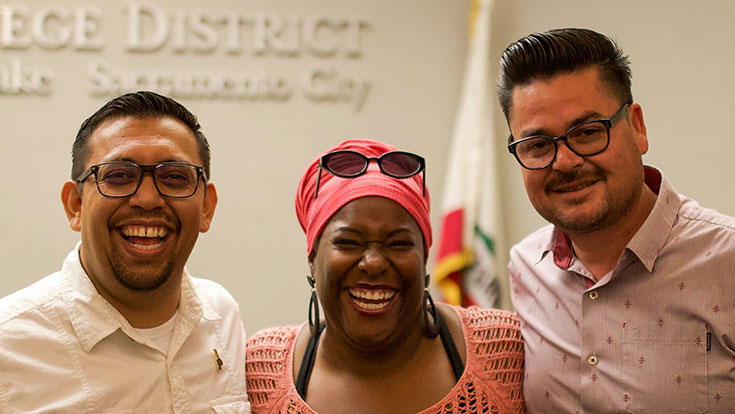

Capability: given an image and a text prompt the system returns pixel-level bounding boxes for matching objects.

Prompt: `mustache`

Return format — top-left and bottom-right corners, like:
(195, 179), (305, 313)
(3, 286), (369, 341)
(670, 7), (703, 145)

(111, 211), (179, 229)
(545, 168), (605, 191)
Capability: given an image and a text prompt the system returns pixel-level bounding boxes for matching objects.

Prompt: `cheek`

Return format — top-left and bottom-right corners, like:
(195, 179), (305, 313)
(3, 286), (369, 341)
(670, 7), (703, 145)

(314, 251), (352, 288)
(596, 137), (641, 176)
(172, 202), (200, 226)
(401, 263), (426, 310)
(395, 254), (426, 286)
(82, 199), (113, 229)
(313, 254), (353, 315)
(522, 170), (546, 199)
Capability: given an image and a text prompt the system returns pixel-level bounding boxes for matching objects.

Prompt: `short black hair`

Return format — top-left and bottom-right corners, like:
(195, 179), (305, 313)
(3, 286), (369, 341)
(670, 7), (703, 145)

(71, 91), (211, 180)
(497, 28), (632, 121)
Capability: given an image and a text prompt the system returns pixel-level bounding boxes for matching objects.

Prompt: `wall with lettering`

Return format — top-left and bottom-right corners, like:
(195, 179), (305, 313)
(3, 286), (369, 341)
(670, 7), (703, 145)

(1, 2), (373, 107)
(0, 0), (470, 334)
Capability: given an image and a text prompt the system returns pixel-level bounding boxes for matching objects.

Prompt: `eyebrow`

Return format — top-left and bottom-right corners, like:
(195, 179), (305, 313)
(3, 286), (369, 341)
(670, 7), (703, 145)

(332, 226), (414, 238)
(102, 157), (188, 164)
(520, 110), (605, 138)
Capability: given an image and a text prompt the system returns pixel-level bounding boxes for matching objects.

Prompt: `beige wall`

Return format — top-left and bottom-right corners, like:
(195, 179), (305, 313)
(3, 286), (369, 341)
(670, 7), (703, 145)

(1, 0), (733, 336)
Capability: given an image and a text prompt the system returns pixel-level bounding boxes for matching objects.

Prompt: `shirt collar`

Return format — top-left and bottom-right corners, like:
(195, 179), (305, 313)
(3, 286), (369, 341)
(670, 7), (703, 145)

(547, 166), (680, 273)
(625, 167), (680, 272)
(62, 245), (123, 353)
(62, 243), (218, 353)
(551, 230), (573, 269)
(164, 267), (222, 359)
(178, 268), (222, 326)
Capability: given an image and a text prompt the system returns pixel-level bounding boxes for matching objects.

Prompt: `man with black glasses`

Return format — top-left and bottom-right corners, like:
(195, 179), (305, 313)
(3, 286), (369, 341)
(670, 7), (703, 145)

(0, 91), (250, 413)
(498, 28), (735, 413)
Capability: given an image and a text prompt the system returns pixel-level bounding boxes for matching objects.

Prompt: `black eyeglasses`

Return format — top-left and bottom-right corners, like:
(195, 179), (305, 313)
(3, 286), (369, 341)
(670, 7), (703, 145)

(76, 161), (207, 198)
(508, 102), (631, 170)
(314, 150), (426, 199)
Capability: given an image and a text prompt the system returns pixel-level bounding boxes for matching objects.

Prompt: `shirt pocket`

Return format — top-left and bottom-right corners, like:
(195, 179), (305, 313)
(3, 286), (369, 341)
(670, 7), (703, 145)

(621, 323), (707, 414)
(210, 395), (250, 414)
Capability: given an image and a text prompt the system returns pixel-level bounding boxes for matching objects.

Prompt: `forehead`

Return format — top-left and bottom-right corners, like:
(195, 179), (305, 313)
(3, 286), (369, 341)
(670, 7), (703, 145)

(508, 68), (618, 135)
(87, 116), (200, 166)
(325, 196), (421, 235)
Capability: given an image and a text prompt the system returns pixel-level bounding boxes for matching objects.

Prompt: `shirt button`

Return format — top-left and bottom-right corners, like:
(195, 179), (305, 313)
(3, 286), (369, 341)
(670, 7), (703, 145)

(588, 290), (599, 300)
(588, 355), (599, 366)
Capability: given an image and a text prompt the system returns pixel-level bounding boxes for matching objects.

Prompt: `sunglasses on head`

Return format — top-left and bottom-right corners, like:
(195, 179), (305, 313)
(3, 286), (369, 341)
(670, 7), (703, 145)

(314, 150), (426, 199)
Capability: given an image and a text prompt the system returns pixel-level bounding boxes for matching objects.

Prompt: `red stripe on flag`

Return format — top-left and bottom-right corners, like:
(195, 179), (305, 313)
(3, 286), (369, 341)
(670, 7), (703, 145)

(437, 208), (464, 259)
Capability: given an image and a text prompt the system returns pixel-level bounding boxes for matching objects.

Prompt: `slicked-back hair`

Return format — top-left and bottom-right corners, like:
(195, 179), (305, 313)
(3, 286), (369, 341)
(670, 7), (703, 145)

(497, 28), (633, 122)
(71, 91), (211, 180)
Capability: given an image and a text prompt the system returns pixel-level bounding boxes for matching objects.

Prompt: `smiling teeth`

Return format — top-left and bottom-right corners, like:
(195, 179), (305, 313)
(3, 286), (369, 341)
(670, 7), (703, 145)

(559, 182), (594, 192)
(130, 240), (164, 250)
(349, 289), (395, 301)
(349, 289), (395, 311)
(122, 226), (168, 238)
(354, 301), (390, 310)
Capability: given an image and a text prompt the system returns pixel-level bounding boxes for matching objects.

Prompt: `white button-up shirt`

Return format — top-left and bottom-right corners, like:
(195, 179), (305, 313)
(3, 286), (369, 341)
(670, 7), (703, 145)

(0, 246), (250, 414)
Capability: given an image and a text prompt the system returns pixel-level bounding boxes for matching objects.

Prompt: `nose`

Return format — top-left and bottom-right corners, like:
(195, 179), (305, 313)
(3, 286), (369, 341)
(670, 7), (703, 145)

(358, 244), (389, 277)
(552, 141), (584, 172)
(128, 174), (166, 210)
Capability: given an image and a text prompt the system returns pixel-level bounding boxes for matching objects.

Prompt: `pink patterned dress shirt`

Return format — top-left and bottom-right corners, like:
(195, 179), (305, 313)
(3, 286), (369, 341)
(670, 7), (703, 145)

(509, 167), (735, 413)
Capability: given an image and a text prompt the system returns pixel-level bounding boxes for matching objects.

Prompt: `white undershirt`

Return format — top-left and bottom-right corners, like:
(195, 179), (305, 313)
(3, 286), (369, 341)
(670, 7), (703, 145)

(133, 311), (178, 355)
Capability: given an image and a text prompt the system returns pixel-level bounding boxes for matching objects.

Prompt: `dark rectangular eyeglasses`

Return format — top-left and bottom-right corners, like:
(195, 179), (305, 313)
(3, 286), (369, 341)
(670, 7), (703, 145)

(314, 150), (426, 199)
(508, 102), (631, 170)
(75, 161), (207, 198)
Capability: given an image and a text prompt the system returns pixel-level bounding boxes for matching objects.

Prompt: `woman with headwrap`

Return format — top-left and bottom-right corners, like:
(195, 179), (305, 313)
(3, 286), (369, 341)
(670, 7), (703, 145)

(246, 139), (525, 413)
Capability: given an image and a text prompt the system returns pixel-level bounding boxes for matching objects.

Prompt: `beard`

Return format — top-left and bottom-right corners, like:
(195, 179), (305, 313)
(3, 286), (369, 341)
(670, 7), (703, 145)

(536, 165), (644, 234)
(106, 211), (180, 291)
(109, 248), (176, 291)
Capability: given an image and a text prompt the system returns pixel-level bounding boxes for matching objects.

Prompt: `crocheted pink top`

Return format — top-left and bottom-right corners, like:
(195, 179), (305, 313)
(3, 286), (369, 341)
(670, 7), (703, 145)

(246, 306), (525, 413)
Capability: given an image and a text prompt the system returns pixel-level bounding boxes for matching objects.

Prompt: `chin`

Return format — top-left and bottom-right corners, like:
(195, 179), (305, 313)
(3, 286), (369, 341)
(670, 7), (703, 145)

(552, 211), (612, 234)
(344, 326), (399, 352)
(111, 260), (175, 291)
(114, 272), (171, 291)
(540, 203), (607, 233)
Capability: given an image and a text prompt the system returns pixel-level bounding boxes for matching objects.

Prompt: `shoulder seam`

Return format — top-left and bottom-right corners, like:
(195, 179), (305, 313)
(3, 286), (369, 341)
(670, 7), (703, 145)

(0, 281), (61, 327)
(0, 300), (47, 326)
(678, 211), (735, 232)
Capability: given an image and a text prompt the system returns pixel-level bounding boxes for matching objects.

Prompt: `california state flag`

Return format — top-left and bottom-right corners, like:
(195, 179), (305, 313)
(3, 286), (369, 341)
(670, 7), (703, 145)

(434, 0), (504, 308)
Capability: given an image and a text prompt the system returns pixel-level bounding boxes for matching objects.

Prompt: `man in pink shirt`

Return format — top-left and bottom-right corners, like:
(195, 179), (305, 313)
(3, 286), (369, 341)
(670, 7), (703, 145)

(498, 28), (735, 413)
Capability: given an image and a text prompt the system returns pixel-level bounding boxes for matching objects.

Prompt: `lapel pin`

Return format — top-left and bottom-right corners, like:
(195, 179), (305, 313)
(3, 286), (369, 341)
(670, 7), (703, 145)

(213, 348), (223, 372)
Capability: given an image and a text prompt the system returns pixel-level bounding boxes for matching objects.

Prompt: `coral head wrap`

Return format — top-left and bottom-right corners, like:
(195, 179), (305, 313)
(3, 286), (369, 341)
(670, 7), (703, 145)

(295, 139), (432, 256)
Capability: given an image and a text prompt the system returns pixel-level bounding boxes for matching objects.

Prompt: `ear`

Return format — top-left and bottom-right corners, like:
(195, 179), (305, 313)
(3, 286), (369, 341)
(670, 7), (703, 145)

(61, 181), (83, 232)
(628, 103), (649, 155)
(199, 182), (218, 233)
(307, 249), (323, 287)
